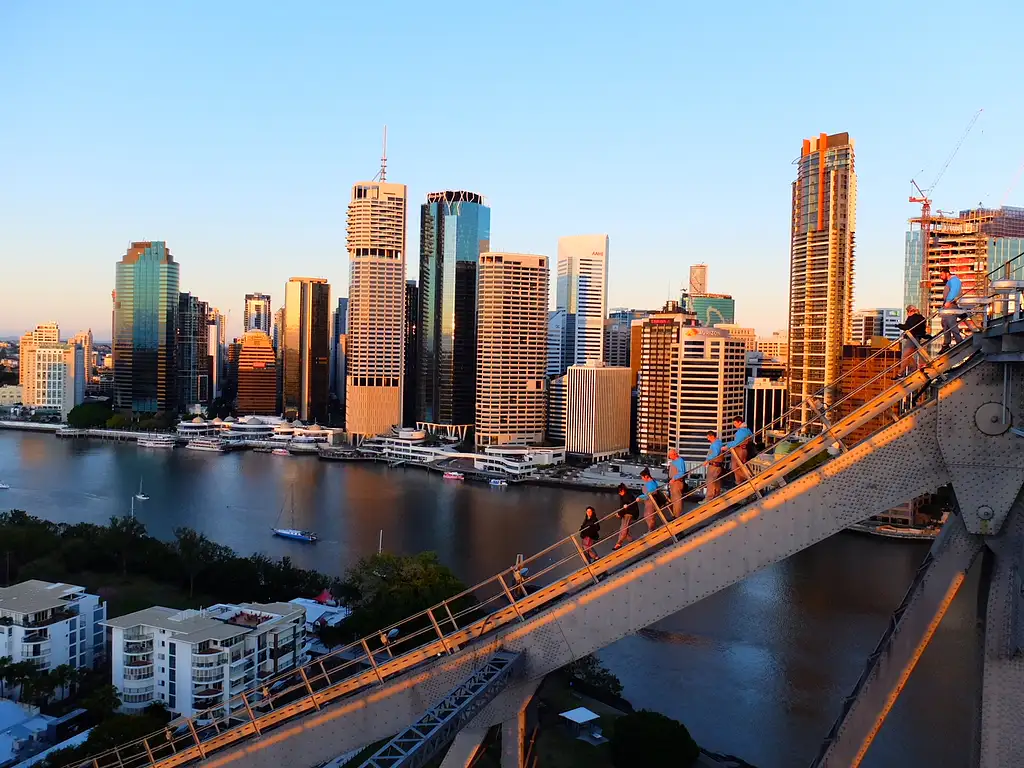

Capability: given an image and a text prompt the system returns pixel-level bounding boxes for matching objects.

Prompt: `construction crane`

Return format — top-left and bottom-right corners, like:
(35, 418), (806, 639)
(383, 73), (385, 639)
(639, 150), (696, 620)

(909, 108), (983, 314)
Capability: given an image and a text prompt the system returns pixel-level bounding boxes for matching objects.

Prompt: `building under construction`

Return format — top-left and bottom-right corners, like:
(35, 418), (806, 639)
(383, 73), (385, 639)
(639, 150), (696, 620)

(905, 206), (1024, 332)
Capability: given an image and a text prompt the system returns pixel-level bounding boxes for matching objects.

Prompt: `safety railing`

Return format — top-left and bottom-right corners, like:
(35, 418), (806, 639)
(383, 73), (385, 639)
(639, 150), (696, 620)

(76, 260), (1021, 768)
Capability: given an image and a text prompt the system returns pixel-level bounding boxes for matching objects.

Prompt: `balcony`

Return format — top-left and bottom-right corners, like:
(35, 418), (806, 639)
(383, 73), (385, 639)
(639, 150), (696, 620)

(122, 674), (154, 687)
(192, 652), (227, 668)
(123, 639), (153, 654)
(124, 656), (153, 668)
(23, 608), (78, 628)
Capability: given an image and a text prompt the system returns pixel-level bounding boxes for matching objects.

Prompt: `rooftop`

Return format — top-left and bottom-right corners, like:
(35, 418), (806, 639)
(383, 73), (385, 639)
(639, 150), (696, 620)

(0, 580), (87, 616)
(104, 602), (303, 644)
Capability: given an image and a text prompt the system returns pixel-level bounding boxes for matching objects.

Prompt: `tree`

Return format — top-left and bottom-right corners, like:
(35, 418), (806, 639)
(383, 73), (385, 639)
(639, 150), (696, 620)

(105, 413), (130, 429)
(565, 654), (624, 697)
(82, 684), (122, 719)
(173, 527), (218, 598)
(51, 664), (74, 700)
(609, 710), (699, 768)
(66, 401), (113, 429)
(0, 656), (10, 698)
(105, 515), (148, 576)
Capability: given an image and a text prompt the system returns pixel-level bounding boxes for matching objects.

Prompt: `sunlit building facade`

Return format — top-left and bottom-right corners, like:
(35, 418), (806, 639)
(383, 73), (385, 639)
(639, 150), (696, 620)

(417, 190), (490, 426)
(244, 293), (272, 334)
(236, 330), (278, 415)
(113, 241), (180, 413)
(346, 180), (408, 438)
(550, 235), (609, 375)
(18, 322), (59, 406)
(177, 292), (211, 409)
(565, 362), (631, 460)
(281, 277), (330, 423)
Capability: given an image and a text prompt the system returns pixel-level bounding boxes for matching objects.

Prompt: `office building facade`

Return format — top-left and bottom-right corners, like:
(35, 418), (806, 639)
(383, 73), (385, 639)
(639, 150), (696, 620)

(788, 132), (856, 429)
(177, 293), (211, 409)
(549, 235), (609, 376)
(329, 297), (348, 402)
(404, 279), (419, 427)
(689, 263), (708, 296)
(346, 180), (408, 438)
(851, 308), (900, 344)
(236, 330), (278, 415)
(244, 293), (272, 334)
(746, 377), (787, 443)
(72, 329), (94, 384)
(417, 190), (490, 427)
(207, 308), (226, 401)
(755, 331), (789, 361)
(713, 324), (757, 352)
(0, 580), (107, 673)
(837, 340), (899, 445)
(565, 362), (631, 460)
(281, 278), (330, 423)
(476, 253), (548, 446)
(603, 309), (648, 369)
(688, 293), (735, 326)
(113, 241), (180, 413)
(18, 322), (59, 406)
(106, 602), (305, 718)
(547, 376), (566, 446)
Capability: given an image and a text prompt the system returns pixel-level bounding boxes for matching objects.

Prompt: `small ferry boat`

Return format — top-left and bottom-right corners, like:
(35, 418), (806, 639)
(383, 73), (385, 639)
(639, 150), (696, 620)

(272, 528), (318, 543)
(271, 448), (290, 456)
(489, 478), (507, 487)
(0, 482), (9, 490)
(138, 435), (176, 449)
(186, 438), (227, 452)
(443, 471), (464, 481)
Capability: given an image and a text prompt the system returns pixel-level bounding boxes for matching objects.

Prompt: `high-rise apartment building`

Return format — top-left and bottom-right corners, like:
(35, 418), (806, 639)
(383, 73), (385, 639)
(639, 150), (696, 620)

(33, 342), (85, 418)
(207, 308), (226, 400)
(549, 235), (609, 376)
(788, 132), (856, 429)
(755, 331), (789, 361)
(106, 602), (305, 718)
(177, 293), (211, 409)
(636, 316), (744, 460)
(851, 308), (900, 344)
(689, 264), (708, 296)
(72, 329), (94, 383)
(281, 278), (330, 423)
(417, 190), (490, 426)
(244, 293), (272, 334)
(236, 330), (278, 415)
(713, 324), (757, 352)
(905, 206), (1024, 331)
(404, 280), (419, 427)
(688, 293), (735, 326)
(603, 309), (649, 369)
(346, 178), (407, 438)
(476, 253), (549, 446)
(114, 241), (180, 413)
(18, 322), (59, 406)
(565, 362), (631, 460)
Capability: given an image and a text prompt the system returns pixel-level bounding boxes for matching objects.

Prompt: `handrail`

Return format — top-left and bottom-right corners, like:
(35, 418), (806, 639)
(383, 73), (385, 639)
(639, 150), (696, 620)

(77, 273), (1013, 768)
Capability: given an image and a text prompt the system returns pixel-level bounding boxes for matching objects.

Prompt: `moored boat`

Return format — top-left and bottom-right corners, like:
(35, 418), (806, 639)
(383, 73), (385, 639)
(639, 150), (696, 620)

(272, 528), (318, 543)
(187, 438), (227, 452)
(138, 435), (177, 449)
(443, 471), (464, 481)
(271, 448), (290, 456)
(489, 478), (507, 487)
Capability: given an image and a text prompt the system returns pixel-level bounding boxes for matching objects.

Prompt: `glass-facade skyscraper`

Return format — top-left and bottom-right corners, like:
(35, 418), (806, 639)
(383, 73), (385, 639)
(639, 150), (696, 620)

(688, 294), (735, 326)
(244, 293), (272, 334)
(281, 277), (331, 423)
(550, 235), (609, 376)
(417, 190), (490, 426)
(113, 241), (180, 413)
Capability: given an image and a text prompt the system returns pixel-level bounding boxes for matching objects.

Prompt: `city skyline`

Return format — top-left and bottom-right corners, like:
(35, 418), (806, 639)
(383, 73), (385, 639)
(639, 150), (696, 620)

(3, 4), (1021, 339)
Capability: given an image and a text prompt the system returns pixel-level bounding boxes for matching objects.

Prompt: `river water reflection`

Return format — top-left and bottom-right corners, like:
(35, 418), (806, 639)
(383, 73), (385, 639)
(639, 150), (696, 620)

(0, 432), (975, 766)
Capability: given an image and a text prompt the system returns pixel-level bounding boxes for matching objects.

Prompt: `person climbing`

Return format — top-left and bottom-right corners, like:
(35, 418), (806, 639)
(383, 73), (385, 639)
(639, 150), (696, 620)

(614, 483), (639, 549)
(726, 416), (754, 486)
(579, 505), (601, 563)
(938, 266), (963, 351)
(704, 430), (725, 501)
(896, 304), (930, 379)
(638, 467), (663, 533)
(667, 448), (686, 519)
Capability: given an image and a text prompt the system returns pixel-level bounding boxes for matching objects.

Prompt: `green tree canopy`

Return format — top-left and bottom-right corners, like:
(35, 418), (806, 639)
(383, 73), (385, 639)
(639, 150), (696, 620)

(609, 710), (699, 768)
(66, 401), (113, 429)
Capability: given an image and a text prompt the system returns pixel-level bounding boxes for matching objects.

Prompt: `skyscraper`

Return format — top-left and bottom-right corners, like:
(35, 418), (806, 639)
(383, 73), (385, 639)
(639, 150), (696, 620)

(476, 253), (549, 446)
(689, 263), (708, 296)
(207, 308), (226, 400)
(417, 190), (491, 426)
(113, 241), (180, 413)
(244, 293), (272, 334)
(550, 235), (609, 375)
(32, 342), (85, 419)
(236, 330), (278, 415)
(565, 362), (631, 460)
(346, 176), (408, 438)
(281, 277), (330, 423)
(688, 294), (735, 325)
(177, 293), (211, 408)
(404, 279), (419, 427)
(19, 323), (59, 406)
(603, 309), (650, 369)
(72, 330), (94, 384)
(788, 132), (856, 429)
(851, 308), (900, 344)
(330, 297), (348, 402)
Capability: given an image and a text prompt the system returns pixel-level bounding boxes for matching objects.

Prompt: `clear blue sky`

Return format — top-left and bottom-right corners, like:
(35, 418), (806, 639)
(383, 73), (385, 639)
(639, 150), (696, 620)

(2, 1), (1022, 340)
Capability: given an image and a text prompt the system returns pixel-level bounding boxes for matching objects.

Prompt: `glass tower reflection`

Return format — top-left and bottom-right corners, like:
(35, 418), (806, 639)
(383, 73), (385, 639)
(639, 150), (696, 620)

(281, 277), (331, 423)
(113, 241), (180, 413)
(417, 191), (490, 425)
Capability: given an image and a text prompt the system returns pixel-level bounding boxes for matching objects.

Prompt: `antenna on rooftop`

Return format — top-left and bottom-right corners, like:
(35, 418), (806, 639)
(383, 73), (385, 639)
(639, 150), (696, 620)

(380, 126), (388, 182)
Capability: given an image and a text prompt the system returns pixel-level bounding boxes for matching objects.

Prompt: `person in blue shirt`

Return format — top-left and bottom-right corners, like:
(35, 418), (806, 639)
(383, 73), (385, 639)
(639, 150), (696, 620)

(667, 448), (686, 518)
(938, 266), (963, 350)
(638, 467), (662, 533)
(726, 416), (754, 485)
(704, 431), (725, 501)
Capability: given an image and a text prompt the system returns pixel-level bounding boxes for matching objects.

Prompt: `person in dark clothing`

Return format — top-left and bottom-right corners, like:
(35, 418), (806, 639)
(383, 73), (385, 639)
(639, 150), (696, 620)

(896, 304), (930, 378)
(614, 483), (639, 549)
(579, 506), (601, 562)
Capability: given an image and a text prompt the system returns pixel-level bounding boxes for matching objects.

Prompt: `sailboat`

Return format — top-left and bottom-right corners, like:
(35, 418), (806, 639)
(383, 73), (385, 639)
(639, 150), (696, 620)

(135, 477), (150, 501)
(272, 492), (318, 543)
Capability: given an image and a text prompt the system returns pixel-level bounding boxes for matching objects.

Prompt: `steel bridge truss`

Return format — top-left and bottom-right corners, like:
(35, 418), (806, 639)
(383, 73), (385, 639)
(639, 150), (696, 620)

(359, 651), (521, 768)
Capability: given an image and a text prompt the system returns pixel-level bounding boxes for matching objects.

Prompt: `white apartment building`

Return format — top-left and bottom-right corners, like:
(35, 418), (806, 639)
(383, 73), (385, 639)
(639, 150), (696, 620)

(0, 580), (107, 673)
(34, 343), (84, 419)
(18, 323), (59, 407)
(565, 362), (631, 460)
(551, 235), (609, 375)
(755, 330), (789, 361)
(476, 253), (549, 447)
(106, 602), (306, 719)
(346, 179), (408, 438)
(713, 324), (757, 353)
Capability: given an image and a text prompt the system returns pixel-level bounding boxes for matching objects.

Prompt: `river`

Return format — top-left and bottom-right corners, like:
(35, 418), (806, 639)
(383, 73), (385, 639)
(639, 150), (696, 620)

(0, 431), (976, 767)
